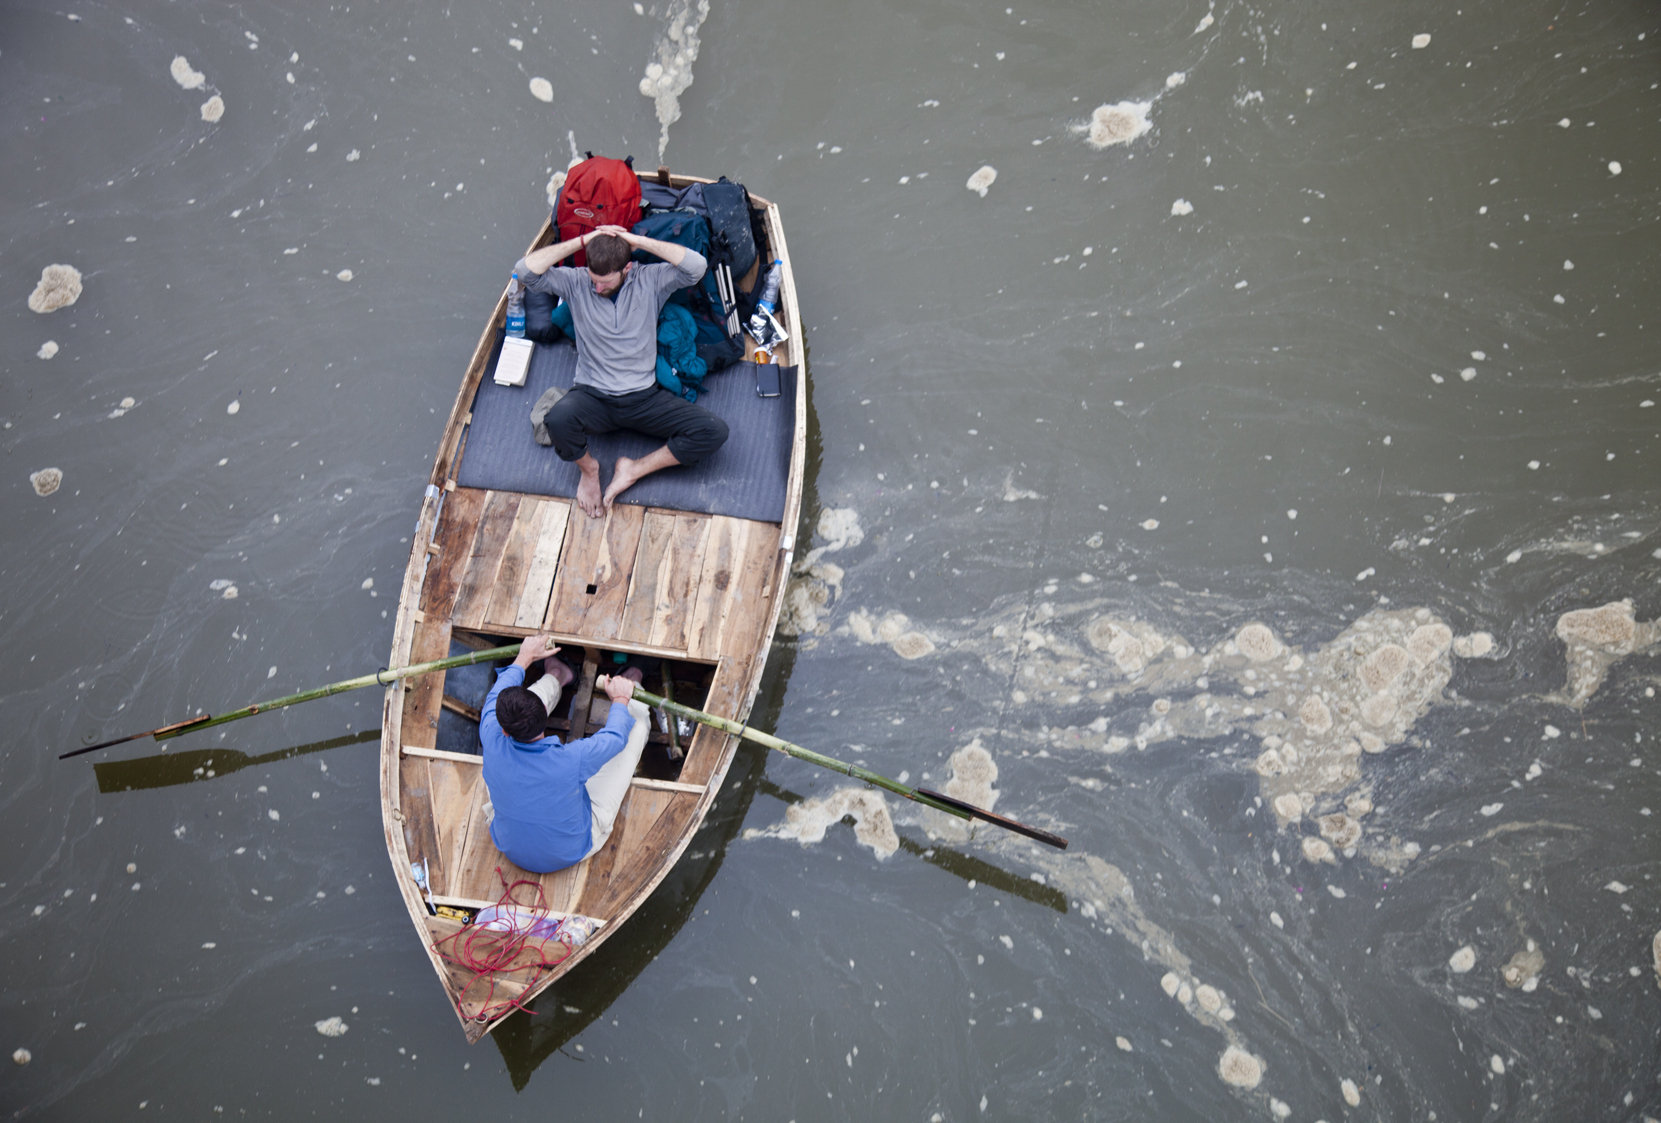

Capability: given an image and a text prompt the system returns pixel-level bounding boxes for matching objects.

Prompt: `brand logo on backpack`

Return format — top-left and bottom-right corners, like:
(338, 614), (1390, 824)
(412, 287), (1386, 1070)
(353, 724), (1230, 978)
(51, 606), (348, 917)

(573, 207), (596, 220)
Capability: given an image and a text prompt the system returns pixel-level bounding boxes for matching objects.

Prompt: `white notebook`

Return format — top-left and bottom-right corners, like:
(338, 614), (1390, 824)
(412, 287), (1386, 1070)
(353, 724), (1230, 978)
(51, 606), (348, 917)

(492, 336), (535, 387)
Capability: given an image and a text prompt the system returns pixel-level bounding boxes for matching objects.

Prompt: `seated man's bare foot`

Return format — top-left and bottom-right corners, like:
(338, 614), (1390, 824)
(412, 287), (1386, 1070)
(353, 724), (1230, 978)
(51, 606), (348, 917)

(576, 470), (604, 518)
(541, 657), (575, 689)
(602, 456), (642, 509)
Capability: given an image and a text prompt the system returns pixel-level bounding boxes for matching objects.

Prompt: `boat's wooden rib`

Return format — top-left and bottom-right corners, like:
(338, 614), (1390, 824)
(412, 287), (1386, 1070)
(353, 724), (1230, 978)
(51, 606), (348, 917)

(380, 172), (805, 1042)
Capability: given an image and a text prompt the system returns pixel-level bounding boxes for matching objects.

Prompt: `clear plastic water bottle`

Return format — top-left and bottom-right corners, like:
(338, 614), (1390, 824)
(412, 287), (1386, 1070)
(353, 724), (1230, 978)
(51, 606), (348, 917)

(747, 259), (783, 342)
(505, 273), (526, 338)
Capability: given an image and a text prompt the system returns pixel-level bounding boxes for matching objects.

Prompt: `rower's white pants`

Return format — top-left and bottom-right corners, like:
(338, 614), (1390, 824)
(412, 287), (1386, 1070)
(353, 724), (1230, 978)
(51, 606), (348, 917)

(528, 676), (649, 858)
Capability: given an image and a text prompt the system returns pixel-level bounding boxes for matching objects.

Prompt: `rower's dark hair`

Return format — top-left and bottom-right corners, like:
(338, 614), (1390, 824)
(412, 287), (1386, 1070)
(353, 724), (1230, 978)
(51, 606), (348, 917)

(585, 233), (631, 276)
(496, 686), (547, 742)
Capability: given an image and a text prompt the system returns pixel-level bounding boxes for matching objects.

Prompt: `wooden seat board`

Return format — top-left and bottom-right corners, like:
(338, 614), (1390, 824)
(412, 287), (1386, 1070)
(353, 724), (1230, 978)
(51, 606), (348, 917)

(398, 754), (447, 895)
(426, 759), (492, 898)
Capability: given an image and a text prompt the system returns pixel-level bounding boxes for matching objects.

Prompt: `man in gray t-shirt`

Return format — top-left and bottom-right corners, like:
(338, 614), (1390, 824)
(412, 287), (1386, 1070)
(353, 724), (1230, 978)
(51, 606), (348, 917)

(515, 225), (728, 517)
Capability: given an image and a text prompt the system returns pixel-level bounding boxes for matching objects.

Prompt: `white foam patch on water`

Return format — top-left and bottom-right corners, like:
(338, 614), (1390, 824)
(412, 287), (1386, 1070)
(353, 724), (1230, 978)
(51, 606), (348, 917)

(28, 264), (82, 313)
(336, 269), (354, 282)
(1453, 631), (1495, 658)
(200, 96), (224, 123)
(966, 165), (997, 197)
(814, 507), (864, 554)
(314, 1016), (348, 1037)
(37, 341), (59, 359)
(846, 609), (935, 660)
(30, 468), (63, 497)
(1171, 199), (1194, 216)
(1218, 1045), (1263, 1088)
(1553, 601), (1661, 707)
(779, 560), (843, 638)
(853, 594), (1482, 860)
(1011, 844), (1272, 1096)
(781, 508), (863, 639)
(1166, 71), (1187, 88)
(1412, 33), (1432, 49)
(528, 77), (553, 103)
(1498, 940), (1545, 992)
(638, 0), (711, 161)
(170, 55), (205, 90)
(1449, 945), (1476, 973)
(1077, 101), (1152, 150)
(1002, 473), (1042, 502)
(743, 787), (899, 858)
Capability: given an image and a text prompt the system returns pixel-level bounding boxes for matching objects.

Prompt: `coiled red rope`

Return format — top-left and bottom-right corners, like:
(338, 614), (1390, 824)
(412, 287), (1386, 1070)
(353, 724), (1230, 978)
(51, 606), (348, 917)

(431, 868), (585, 1022)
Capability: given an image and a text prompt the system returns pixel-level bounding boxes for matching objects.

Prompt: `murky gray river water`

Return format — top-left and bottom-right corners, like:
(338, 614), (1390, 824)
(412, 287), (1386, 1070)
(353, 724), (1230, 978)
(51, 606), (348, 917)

(5, 0), (1661, 1118)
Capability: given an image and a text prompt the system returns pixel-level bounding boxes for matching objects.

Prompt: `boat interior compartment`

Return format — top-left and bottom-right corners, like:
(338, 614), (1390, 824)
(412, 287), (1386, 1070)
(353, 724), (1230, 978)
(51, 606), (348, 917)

(432, 631), (718, 785)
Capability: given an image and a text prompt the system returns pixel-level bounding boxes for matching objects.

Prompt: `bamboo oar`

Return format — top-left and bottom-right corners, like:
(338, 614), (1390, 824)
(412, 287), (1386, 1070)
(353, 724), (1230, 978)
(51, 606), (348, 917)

(63, 646), (1069, 850)
(60, 644), (525, 760)
(627, 685), (1068, 850)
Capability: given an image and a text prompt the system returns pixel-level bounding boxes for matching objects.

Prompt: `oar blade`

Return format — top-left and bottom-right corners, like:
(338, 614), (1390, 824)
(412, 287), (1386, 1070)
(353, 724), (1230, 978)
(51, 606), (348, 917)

(914, 787), (1069, 850)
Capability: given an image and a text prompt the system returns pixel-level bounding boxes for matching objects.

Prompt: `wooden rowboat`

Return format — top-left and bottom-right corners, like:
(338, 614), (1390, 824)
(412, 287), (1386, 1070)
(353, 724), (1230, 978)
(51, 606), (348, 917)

(378, 169), (805, 1042)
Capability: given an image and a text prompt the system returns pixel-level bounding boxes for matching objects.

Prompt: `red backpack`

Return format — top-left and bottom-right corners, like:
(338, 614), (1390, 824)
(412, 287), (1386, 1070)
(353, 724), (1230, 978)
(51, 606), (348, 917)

(555, 154), (643, 267)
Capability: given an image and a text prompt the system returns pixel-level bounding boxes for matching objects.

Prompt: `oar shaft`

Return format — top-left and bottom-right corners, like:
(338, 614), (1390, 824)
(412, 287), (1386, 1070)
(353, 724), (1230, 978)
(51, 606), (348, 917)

(63, 644), (526, 760)
(628, 686), (1067, 849)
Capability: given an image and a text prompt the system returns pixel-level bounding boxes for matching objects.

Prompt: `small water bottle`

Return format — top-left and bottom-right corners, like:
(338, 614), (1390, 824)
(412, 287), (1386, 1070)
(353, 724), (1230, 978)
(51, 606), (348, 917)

(505, 273), (527, 338)
(747, 259), (783, 342)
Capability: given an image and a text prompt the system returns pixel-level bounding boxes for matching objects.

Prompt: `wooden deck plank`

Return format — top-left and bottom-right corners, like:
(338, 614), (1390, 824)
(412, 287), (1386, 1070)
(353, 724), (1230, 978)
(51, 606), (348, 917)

(685, 517), (751, 660)
(419, 487), (487, 620)
(514, 499), (572, 628)
(686, 516), (782, 661)
(479, 497), (551, 629)
(620, 511), (710, 651)
(545, 503), (646, 637)
(451, 491), (523, 630)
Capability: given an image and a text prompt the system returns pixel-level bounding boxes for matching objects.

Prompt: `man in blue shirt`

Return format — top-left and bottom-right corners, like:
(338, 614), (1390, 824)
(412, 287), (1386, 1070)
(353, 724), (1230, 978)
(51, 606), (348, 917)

(515, 224), (729, 518)
(480, 635), (648, 873)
